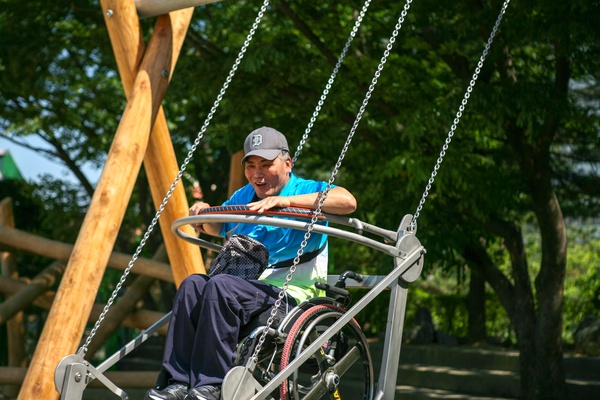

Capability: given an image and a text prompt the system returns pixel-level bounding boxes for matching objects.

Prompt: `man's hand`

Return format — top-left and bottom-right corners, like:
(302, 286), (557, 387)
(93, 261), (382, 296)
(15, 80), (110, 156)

(189, 201), (212, 216)
(247, 188), (356, 215)
(189, 202), (222, 236)
(247, 197), (291, 213)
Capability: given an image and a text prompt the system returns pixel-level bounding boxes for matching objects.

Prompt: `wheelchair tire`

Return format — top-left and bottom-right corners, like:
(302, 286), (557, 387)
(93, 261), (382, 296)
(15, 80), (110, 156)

(279, 304), (374, 400)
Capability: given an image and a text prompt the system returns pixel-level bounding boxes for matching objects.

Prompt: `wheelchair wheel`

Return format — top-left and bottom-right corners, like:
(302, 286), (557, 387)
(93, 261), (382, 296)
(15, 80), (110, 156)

(279, 304), (374, 400)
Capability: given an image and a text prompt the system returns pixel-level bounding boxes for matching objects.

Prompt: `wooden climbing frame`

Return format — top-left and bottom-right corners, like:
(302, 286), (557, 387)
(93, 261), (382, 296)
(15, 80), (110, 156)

(18, 1), (220, 398)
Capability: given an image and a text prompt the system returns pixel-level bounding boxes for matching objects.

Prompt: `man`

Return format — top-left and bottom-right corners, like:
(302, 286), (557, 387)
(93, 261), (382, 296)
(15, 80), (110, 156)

(145, 127), (357, 400)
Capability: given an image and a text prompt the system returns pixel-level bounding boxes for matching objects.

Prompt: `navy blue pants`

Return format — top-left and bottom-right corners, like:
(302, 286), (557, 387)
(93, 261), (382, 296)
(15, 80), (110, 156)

(161, 274), (295, 388)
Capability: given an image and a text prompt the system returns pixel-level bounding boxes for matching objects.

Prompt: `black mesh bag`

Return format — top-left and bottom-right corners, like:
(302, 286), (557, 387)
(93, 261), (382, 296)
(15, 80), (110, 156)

(208, 234), (270, 280)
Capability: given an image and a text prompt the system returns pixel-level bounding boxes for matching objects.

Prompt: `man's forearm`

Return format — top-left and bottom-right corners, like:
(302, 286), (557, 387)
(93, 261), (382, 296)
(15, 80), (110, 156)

(194, 222), (223, 236)
(288, 188), (357, 215)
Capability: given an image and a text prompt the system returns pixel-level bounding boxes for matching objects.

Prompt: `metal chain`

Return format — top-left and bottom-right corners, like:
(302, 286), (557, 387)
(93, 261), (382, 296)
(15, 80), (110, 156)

(250, 0), (414, 362)
(292, 0), (374, 166)
(78, 0), (272, 355)
(409, 0), (511, 231)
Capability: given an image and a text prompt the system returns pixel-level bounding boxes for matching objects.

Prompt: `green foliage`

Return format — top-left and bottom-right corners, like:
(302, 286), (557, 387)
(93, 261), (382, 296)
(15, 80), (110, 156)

(0, 179), (87, 276)
(402, 270), (515, 344)
(387, 223), (600, 347)
(563, 225), (600, 343)
(0, 0), (124, 197)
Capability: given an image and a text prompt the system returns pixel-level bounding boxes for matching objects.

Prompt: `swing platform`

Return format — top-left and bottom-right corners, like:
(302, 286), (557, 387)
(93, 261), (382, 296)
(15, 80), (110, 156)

(55, 207), (425, 400)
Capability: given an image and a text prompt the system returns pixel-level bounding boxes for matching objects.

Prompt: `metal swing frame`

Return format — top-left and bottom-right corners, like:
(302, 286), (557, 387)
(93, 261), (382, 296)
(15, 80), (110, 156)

(55, 209), (424, 400)
(172, 211), (425, 400)
(53, 0), (512, 396)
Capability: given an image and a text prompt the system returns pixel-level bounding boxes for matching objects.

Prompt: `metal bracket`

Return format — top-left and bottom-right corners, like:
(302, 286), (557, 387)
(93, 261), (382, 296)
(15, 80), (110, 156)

(222, 360), (263, 400)
(55, 354), (129, 400)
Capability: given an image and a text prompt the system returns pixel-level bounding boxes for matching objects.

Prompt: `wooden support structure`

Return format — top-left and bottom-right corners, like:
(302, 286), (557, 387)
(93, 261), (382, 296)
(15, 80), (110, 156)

(100, 0), (204, 285)
(0, 198), (25, 398)
(18, 0), (220, 397)
(0, 225), (174, 283)
(0, 275), (168, 334)
(0, 261), (65, 325)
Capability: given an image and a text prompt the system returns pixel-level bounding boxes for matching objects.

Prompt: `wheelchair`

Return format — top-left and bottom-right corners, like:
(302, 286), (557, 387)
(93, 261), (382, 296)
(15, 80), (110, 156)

(148, 271), (373, 400)
(232, 271), (374, 400)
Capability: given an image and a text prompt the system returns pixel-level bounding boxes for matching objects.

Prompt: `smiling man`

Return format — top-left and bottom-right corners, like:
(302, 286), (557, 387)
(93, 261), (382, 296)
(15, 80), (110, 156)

(145, 127), (356, 400)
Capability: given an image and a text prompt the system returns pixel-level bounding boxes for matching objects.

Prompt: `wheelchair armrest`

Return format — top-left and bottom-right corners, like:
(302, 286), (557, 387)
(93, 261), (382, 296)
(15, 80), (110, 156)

(315, 282), (351, 306)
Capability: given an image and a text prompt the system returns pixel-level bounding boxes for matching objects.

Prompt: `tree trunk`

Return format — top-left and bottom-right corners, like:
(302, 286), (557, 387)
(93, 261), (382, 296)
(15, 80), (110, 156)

(530, 191), (568, 400)
(467, 264), (486, 344)
(495, 27), (571, 399)
(466, 217), (566, 400)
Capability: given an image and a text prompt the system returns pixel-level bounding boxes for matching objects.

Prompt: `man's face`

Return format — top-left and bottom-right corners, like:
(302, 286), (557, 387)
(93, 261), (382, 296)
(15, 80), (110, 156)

(244, 154), (292, 198)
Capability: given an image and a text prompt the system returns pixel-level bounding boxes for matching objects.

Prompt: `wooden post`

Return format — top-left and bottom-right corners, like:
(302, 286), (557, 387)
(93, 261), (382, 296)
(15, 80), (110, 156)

(135, 0), (221, 19)
(228, 150), (247, 197)
(101, 0), (205, 285)
(18, 10), (180, 399)
(0, 197), (25, 398)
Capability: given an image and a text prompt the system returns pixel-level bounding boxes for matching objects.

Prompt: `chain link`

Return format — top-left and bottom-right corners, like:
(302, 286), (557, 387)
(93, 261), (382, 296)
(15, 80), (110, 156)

(292, 0), (374, 166)
(78, 0), (272, 356)
(410, 0), (511, 231)
(250, 0), (414, 362)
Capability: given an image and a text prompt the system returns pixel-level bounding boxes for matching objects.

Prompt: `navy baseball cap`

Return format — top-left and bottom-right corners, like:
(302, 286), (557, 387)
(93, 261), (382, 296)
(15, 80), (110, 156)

(242, 127), (289, 163)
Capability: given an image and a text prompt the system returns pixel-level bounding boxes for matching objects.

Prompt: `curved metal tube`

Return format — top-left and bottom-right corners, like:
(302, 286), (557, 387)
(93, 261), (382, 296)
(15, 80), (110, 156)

(171, 214), (409, 258)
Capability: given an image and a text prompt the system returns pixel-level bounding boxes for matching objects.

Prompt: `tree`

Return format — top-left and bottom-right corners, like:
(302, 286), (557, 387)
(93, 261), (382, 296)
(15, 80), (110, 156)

(368, 1), (599, 398)
(0, 0), (125, 197)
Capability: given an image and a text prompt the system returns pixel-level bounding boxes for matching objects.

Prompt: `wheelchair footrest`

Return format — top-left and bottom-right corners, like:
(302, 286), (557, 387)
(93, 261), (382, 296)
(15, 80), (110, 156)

(222, 365), (263, 400)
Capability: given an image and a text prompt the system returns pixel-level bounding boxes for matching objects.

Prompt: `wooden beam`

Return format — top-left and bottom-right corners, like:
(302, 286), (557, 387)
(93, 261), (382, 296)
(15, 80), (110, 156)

(135, 0), (221, 18)
(19, 10), (179, 400)
(0, 261), (65, 325)
(0, 276), (168, 335)
(101, 0), (205, 285)
(0, 226), (174, 283)
(0, 277), (55, 310)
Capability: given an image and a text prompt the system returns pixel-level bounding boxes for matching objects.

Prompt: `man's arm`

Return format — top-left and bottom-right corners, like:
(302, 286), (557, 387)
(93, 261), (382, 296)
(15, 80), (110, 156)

(247, 187), (357, 215)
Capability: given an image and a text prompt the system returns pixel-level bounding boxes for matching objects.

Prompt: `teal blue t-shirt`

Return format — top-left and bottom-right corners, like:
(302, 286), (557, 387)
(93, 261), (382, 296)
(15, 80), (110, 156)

(218, 173), (331, 266)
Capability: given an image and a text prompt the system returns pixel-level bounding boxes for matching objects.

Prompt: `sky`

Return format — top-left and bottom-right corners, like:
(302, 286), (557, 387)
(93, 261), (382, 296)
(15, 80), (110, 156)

(0, 136), (102, 185)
